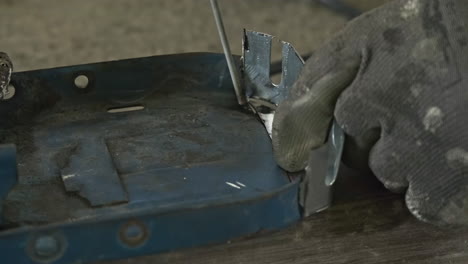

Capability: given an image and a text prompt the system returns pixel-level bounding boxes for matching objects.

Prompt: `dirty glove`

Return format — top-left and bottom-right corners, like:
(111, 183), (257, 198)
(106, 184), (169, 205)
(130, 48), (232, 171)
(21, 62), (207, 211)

(273, 0), (468, 225)
(0, 52), (13, 100)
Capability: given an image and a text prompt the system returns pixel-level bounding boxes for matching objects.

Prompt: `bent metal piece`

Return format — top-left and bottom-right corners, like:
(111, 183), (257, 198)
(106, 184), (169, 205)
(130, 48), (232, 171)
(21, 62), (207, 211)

(242, 30), (345, 215)
(210, 0), (345, 215)
(209, 0), (345, 214)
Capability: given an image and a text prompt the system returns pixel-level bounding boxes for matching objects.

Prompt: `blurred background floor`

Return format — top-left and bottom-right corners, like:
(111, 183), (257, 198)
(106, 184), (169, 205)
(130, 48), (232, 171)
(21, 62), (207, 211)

(0, 0), (390, 71)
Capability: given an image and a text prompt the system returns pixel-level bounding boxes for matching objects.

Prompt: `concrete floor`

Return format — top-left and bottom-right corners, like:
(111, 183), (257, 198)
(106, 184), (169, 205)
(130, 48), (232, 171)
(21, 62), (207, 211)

(0, 0), (388, 72)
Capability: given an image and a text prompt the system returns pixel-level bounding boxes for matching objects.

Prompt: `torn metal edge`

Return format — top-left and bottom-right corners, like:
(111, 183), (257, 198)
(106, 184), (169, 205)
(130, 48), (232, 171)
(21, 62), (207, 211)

(241, 30), (346, 216)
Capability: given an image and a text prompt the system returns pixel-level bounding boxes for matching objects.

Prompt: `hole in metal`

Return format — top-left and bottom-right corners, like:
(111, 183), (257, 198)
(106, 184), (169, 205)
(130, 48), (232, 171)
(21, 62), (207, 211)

(107, 105), (145, 114)
(270, 39), (283, 85)
(27, 232), (67, 263)
(119, 220), (149, 248)
(74, 75), (89, 89)
(3, 84), (15, 100)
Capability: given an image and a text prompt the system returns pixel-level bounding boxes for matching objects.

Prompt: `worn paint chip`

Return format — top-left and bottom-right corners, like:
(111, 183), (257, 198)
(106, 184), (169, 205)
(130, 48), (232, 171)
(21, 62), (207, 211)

(236, 181), (246, 187)
(226, 182), (241, 189)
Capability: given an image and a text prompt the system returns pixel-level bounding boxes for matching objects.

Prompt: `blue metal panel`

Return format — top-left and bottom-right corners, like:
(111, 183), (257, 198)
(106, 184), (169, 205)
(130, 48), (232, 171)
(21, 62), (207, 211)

(0, 183), (299, 264)
(0, 144), (17, 224)
(0, 53), (301, 263)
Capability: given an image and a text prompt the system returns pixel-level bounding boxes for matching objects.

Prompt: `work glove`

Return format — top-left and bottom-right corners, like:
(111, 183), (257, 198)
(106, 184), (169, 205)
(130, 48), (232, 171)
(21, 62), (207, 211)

(273, 0), (468, 226)
(0, 52), (13, 100)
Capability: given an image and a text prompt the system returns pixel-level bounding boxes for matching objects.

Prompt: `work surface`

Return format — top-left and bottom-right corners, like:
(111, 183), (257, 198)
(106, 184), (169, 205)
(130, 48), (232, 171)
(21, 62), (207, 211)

(3, 0), (467, 263)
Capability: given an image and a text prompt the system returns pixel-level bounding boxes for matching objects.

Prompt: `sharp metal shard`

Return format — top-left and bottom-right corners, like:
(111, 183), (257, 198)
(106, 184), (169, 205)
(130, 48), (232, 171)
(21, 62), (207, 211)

(241, 30), (346, 215)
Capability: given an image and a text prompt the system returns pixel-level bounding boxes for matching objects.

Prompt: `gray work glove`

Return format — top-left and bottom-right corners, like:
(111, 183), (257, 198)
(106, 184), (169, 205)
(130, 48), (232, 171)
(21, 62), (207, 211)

(273, 0), (468, 225)
(0, 52), (13, 100)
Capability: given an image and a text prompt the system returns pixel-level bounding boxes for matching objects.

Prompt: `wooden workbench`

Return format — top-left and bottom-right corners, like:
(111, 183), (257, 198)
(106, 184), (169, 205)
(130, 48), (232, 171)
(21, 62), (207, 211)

(98, 166), (468, 264)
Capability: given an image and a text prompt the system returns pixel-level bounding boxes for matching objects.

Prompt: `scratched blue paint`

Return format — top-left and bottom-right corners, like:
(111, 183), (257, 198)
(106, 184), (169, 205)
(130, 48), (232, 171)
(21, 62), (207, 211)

(0, 183), (299, 264)
(0, 53), (301, 263)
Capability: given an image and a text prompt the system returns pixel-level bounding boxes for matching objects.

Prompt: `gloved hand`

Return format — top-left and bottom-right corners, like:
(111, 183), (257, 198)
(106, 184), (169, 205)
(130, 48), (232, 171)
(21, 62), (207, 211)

(272, 0), (468, 225)
(0, 52), (13, 100)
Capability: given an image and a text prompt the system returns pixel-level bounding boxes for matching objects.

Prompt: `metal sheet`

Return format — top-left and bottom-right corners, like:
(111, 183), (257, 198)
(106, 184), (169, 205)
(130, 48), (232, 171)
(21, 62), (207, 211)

(300, 121), (345, 216)
(60, 138), (128, 207)
(0, 53), (301, 263)
(243, 31), (304, 106)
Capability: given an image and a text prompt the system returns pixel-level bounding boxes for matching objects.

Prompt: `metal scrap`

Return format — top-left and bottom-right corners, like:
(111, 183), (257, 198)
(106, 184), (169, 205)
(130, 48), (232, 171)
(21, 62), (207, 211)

(241, 30), (345, 214)
(60, 139), (128, 207)
(242, 30), (305, 136)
